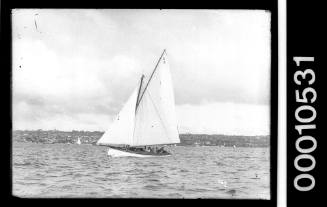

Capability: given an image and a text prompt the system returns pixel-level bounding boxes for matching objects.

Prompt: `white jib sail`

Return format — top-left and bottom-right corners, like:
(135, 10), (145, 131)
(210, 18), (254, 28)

(132, 52), (180, 146)
(96, 88), (138, 146)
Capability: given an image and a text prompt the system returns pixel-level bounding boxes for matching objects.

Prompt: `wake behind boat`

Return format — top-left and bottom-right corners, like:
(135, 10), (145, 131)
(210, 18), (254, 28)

(96, 50), (180, 157)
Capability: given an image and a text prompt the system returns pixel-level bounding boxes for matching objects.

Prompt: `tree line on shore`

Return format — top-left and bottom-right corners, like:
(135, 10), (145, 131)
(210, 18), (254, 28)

(12, 130), (270, 147)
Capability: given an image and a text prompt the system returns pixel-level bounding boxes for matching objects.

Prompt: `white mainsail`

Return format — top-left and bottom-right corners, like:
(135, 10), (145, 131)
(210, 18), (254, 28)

(97, 50), (180, 146)
(133, 52), (179, 146)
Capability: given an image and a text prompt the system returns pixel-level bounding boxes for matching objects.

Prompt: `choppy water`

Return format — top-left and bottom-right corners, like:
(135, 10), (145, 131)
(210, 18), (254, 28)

(12, 142), (270, 199)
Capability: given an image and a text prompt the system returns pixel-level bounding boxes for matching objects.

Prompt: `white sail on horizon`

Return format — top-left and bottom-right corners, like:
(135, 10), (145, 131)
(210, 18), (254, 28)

(97, 51), (180, 146)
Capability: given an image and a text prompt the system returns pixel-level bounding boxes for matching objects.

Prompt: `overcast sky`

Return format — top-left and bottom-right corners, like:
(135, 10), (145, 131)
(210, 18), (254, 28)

(12, 9), (271, 135)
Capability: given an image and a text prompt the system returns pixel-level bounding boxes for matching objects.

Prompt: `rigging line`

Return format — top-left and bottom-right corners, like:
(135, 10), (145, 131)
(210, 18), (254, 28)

(147, 91), (171, 143)
(137, 49), (166, 108)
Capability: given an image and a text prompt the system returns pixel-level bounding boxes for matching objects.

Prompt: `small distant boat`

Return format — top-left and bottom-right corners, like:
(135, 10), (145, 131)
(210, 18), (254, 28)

(77, 137), (81, 145)
(96, 50), (180, 157)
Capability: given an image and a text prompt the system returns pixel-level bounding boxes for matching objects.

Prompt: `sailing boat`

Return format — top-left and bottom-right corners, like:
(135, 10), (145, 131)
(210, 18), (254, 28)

(77, 137), (81, 145)
(96, 50), (180, 157)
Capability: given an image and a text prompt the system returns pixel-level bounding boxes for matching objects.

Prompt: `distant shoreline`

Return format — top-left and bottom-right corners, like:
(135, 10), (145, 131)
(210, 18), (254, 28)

(12, 130), (270, 148)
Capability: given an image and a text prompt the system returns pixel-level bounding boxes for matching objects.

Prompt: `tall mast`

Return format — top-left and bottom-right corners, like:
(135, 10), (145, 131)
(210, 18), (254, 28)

(135, 74), (144, 113)
(136, 49), (166, 110)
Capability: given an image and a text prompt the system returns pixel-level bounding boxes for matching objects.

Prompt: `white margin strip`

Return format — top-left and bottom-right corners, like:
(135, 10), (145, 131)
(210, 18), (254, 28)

(278, 0), (287, 206)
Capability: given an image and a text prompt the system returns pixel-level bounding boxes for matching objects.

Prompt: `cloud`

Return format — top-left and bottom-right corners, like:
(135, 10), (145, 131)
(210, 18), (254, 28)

(176, 102), (270, 135)
(12, 9), (271, 135)
(13, 99), (270, 135)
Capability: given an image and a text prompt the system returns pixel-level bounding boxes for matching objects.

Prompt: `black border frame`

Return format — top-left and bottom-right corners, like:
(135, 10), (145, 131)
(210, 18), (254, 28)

(287, 0), (324, 206)
(2, 1), (278, 206)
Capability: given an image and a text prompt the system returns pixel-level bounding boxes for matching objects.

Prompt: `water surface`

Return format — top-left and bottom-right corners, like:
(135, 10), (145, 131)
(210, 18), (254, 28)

(12, 142), (270, 199)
